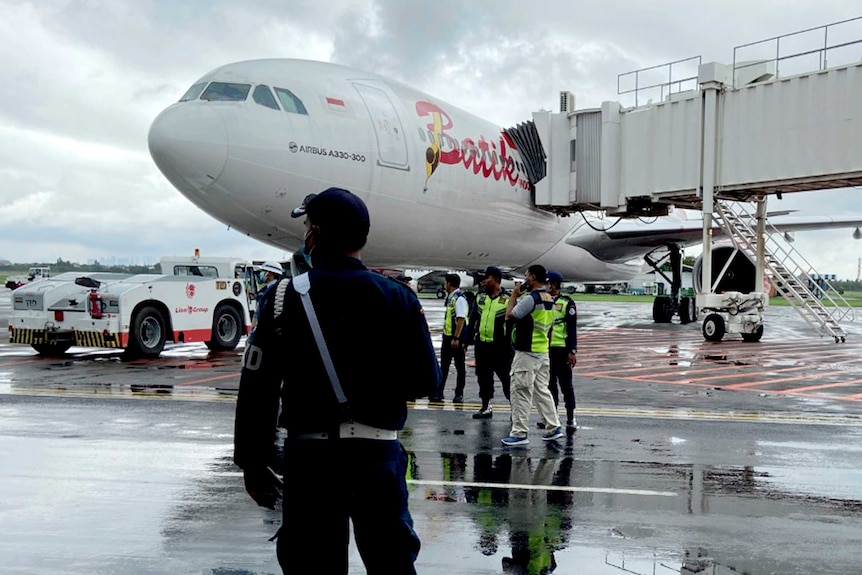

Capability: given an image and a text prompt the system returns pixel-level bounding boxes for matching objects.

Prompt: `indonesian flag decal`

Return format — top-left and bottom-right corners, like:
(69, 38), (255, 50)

(326, 96), (347, 112)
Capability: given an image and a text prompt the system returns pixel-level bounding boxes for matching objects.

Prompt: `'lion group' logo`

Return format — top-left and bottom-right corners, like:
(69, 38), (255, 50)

(185, 283), (196, 299)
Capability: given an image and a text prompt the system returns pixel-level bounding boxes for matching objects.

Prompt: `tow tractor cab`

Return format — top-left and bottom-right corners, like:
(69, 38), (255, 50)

(8, 255), (259, 358)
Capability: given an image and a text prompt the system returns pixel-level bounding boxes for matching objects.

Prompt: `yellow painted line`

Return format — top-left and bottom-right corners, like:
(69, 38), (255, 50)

(409, 401), (862, 426)
(410, 479), (676, 497)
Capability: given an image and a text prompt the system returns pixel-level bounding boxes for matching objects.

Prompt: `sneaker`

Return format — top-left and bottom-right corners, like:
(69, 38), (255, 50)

(566, 415), (577, 430)
(501, 435), (529, 447)
(536, 421), (546, 429)
(472, 406), (493, 419)
(428, 395), (444, 403)
(541, 427), (564, 441)
(452, 395), (464, 403)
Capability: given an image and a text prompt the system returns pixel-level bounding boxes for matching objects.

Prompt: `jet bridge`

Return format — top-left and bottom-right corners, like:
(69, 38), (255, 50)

(519, 17), (862, 342)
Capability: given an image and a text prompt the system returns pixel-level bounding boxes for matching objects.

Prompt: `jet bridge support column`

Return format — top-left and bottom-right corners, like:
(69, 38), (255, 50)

(698, 80), (721, 305)
(755, 197), (767, 293)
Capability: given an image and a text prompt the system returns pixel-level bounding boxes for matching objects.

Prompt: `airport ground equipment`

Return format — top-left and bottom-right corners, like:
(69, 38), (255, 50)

(712, 200), (852, 343)
(699, 291), (768, 343)
(8, 255), (257, 358)
(518, 17), (862, 340)
(4, 266), (50, 290)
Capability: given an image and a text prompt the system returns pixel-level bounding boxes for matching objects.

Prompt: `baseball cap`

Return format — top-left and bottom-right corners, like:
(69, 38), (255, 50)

(546, 270), (563, 283)
(290, 193), (318, 218)
(481, 266), (503, 281)
(304, 187), (371, 251)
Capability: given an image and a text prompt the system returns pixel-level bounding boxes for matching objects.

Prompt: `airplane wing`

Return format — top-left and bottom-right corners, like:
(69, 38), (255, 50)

(567, 213), (862, 262)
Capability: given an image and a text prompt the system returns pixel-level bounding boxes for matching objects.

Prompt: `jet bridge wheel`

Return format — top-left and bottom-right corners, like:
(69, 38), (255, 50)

(206, 304), (242, 351)
(127, 305), (167, 358)
(702, 313), (725, 342)
(652, 296), (674, 323)
(741, 325), (764, 343)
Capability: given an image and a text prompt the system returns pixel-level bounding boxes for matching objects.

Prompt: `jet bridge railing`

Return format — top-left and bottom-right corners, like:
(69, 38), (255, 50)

(732, 15), (862, 87)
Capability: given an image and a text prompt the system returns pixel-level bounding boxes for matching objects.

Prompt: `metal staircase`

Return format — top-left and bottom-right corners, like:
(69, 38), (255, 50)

(713, 199), (854, 342)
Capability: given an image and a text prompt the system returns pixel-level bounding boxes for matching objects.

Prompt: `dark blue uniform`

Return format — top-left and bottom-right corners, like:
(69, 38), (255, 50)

(234, 254), (441, 574)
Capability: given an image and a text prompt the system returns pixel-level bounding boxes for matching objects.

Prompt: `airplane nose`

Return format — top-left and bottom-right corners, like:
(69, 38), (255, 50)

(148, 104), (228, 193)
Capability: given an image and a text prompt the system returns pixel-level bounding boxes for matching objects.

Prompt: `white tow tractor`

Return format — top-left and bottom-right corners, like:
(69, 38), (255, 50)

(5, 266), (51, 290)
(8, 255), (259, 358)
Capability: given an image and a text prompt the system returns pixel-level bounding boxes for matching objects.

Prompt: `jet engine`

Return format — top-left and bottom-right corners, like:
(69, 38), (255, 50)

(692, 245), (756, 294)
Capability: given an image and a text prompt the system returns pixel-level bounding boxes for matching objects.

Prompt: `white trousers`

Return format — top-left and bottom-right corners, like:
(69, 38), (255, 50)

(509, 351), (561, 436)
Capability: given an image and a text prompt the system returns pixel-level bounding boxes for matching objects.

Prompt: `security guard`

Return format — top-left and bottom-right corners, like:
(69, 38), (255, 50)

(234, 187), (441, 575)
(502, 265), (562, 446)
(469, 266), (513, 418)
(430, 273), (468, 403)
(547, 270), (578, 430)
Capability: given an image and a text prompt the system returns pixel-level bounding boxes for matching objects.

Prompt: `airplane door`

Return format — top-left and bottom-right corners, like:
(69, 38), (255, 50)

(353, 83), (409, 170)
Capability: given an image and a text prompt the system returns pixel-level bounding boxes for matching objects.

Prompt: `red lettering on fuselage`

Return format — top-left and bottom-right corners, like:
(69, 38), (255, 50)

(415, 101), (523, 187)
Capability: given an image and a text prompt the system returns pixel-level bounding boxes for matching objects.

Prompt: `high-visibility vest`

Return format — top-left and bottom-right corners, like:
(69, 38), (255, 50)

(511, 290), (554, 353)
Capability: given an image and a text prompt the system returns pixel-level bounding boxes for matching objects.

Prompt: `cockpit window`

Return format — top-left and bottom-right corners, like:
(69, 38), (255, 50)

(201, 82), (251, 102)
(179, 82), (207, 102)
(253, 85), (280, 110)
(274, 87), (308, 115)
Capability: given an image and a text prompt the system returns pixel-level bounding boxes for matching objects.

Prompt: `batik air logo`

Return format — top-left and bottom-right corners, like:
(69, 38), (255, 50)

(416, 101), (527, 189)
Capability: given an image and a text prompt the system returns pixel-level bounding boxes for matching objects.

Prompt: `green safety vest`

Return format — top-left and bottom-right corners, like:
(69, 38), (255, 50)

(511, 290), (554, 353)
(443, 289), (464, 336)
(475, 290), (509, 343)
(550, 295), (575, 348)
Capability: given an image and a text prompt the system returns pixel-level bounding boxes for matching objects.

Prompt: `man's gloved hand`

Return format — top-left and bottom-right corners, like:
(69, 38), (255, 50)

(243, 466), (284, 509)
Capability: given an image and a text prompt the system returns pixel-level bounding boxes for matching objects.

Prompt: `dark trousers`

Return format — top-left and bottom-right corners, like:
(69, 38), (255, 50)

(548, 347), (576, 416)
(278, 438), (419, 575)
(474, 341), (512, 403)
(437, 334), (465, 398)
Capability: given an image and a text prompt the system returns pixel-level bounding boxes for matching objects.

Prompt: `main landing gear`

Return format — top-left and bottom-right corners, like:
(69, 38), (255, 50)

(647, 243), (698, 325)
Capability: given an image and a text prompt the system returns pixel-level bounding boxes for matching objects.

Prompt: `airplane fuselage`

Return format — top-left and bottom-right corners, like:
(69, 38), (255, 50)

(149, 58), (641, 281)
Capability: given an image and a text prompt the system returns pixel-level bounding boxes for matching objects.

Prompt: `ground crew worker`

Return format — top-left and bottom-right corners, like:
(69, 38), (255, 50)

(233, 187), (441, 575)
(469, 266), (513, 418)
(547, 270), (578, 430)
(430, 273), (468, 403)
(250, 261), (284, 332)
(257, 261), (283, 290)
(501, 265), (562, 446)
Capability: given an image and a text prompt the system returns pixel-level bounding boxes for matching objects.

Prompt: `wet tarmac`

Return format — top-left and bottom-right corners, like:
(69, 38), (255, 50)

(2, 287), (862, 574)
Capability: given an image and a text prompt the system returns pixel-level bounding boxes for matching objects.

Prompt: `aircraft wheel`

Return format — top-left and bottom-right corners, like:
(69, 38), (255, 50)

(679, 296), (696, 324)
(652, 296), (673, 323)
(702, 313), (725, 342)
(741, 325), (764, 342)
(127, 306), (167, 358)
(32, 343), (72, 356)
(206, 304), (242, 351)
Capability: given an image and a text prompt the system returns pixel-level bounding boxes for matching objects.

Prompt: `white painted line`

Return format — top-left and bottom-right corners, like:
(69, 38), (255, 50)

(409, 479), (677, 497)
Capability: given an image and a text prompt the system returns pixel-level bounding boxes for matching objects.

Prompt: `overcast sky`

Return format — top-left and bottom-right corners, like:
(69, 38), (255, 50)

(2, 1), (861, 278)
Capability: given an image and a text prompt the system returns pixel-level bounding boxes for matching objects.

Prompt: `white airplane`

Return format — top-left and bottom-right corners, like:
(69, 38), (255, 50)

(148, 58), (862, 323)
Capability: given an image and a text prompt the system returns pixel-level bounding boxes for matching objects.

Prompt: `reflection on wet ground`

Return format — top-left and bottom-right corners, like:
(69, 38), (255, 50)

(2, 294), (862, 573)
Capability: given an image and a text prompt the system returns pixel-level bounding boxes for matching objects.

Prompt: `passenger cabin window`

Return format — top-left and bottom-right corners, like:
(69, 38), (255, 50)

(180, 82), (207, 102)
(274, 87), (308, 115)
(173, 265), (219, 278)
(201, 82), (251, 102)
(253, 85), (280, 110)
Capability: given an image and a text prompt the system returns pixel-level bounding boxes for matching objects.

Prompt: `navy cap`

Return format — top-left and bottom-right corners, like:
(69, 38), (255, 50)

(305, 187), (370, 251)
(481, 266), (503, 281)
(546, 270), (563, 283)
(290, 193), (318, 218)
